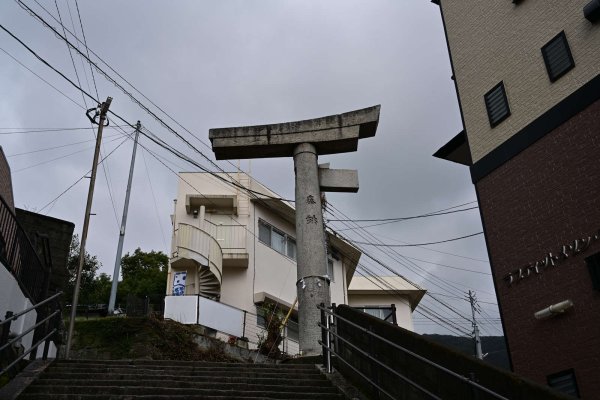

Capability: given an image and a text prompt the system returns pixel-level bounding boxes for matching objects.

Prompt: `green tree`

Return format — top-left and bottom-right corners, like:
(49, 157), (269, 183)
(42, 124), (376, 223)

(66, 234), (102, 305)
(119, 248), (168, 299)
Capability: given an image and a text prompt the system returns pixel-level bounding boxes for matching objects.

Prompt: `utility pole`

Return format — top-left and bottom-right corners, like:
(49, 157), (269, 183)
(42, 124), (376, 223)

(468, 290), (483, 360)
(65, 97), (112, 359)
(108, 121), (141, 314)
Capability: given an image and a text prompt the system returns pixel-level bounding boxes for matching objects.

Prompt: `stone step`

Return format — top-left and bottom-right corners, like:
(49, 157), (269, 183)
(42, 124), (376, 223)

(44, 367), (324, 379)
(36, 375), (331, 387)
(54, 359), (317, 370)
(23, 385), (343, 399)
(33, 379), (337, 392)
(19, 395), (343, 400)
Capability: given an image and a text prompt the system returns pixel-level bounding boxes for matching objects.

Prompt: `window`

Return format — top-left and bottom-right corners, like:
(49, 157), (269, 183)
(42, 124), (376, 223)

(258, 219), (297, 260)
(547, 369), (580, 398)
(286, 319), (299, 342)
(585, 252), (600, 291)
(484, 81), (510, 127)
(542, 31), (575, 82)
(327, 258), (335, 282)
(357, 306), (395, 323)
(256, 307), (266, 328)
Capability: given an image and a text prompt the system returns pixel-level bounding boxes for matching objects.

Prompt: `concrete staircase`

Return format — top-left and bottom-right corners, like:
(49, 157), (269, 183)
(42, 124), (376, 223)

(17, 359), (346, 399)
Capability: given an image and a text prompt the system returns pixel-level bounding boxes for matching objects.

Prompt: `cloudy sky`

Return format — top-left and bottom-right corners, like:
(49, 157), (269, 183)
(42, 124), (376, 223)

(0, 0), (501, 336)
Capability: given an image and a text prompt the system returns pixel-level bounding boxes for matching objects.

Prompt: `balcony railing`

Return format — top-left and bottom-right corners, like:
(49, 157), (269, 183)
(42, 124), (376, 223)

(203, 221), (247, 251)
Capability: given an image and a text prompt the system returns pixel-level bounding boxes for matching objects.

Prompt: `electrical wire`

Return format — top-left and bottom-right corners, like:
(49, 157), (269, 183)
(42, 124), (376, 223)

(5, 134), (118, 157)
(349, 232), (483, 247)
(12, 135), (122, 173)
(140, 148), (168, 252)
(39, 132), (133, 213)
(328, 204), (478, 222)
(0, 46), (83, 110)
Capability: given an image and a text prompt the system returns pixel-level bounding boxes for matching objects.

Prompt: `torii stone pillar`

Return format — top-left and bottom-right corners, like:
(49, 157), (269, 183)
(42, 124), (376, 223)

(209, 105), (380, 355)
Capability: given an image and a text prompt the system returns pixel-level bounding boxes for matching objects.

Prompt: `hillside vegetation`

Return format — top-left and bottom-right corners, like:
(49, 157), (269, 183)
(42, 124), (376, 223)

(71, 317), (238, 362)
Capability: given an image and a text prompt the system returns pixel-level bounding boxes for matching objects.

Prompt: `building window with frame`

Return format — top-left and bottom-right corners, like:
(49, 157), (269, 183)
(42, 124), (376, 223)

(258, 219), (297, 260)
(327, 257), (335, 282)
(484, 81), (511, 127)
(357, 306), (395, 323)
(541, 31), (575, 83)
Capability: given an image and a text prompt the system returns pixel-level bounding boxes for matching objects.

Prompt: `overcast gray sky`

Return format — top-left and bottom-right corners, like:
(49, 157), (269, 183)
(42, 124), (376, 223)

(0, 0), (501, 336)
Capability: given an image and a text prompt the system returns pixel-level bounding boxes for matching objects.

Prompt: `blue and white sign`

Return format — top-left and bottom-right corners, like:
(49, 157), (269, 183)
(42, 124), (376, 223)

(173, 271), (187, 296)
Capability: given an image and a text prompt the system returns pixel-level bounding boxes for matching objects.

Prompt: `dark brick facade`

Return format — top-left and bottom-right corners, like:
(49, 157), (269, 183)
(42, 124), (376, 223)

(0, 146), (15, 211)
(15, 209), (74, 296)
(477, 98), (600, 398)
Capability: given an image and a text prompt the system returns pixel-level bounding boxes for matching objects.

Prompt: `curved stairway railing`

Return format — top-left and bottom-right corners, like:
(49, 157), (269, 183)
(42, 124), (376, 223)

(171, 223), (223, 297)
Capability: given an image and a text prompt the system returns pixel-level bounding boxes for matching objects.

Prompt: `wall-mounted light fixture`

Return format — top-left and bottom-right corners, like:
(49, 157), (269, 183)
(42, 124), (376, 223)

(534, 300), (574, 320)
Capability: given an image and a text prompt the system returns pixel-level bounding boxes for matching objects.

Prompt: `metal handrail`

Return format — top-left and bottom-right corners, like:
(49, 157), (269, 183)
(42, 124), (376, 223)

(318, 304), (509, 400)
(0, 292), (62, 377)
(318, 324), (442, 400)
(0, 309), (60, 353)
(0, 329), (57, 376)
(320, 337), (441, 400)
(0, 291), (62, 326)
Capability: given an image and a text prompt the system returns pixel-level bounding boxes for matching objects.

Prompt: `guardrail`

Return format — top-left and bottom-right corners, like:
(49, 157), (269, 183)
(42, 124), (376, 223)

(318, 303), (510, 400)
(0, 291), (62, 377)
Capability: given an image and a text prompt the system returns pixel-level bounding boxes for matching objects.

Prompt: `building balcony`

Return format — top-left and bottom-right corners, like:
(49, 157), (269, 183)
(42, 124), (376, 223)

(204, 221), (249, 268)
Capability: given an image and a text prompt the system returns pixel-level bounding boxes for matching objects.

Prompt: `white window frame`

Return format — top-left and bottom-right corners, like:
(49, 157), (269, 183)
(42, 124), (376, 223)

(258, 219), (297, 260)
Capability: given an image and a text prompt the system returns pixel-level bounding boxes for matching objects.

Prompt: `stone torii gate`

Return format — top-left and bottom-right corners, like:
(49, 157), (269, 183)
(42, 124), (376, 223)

(209, 105), (380, 355)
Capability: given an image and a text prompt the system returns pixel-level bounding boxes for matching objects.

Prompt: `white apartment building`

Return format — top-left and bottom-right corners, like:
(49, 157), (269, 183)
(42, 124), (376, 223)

(165, 172), (424, 353)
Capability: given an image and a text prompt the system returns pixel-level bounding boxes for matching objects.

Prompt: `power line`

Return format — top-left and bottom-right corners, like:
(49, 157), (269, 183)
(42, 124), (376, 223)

(53, 0), (119, 230)
(0, 46), (83, 110)
(39, 132), (132, 213)
(325, 204), (484, 319)
(400, 255), (491, 275)
(350, 232), (483, 247)
(73, 0), (99, 99)
(140, 148), (168, 252)
(12, 135), (122, 173)
(5, 134), (118, 157)
(0, 126), (126, 133)
(328, 205), (478, 222)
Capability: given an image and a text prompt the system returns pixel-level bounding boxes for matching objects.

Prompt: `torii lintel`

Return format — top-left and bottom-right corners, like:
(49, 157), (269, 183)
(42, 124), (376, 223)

(209, 105), (380, 160)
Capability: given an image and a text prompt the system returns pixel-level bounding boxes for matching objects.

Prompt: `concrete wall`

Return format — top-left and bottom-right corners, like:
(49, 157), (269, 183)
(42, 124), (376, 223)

(335, 305), (570, 400)
(477, 98), (600, 398)
(441, 1), (600, 162)
(15, 209), (74, 296)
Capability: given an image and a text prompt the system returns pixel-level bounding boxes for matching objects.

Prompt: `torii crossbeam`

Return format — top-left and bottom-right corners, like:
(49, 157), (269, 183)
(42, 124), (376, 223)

(209, 105), (380, 355)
